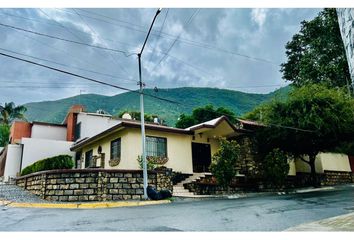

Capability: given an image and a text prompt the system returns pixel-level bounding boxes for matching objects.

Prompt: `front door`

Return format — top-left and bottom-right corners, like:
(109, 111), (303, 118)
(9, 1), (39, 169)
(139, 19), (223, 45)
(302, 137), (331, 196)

(192, 142), (211, 173)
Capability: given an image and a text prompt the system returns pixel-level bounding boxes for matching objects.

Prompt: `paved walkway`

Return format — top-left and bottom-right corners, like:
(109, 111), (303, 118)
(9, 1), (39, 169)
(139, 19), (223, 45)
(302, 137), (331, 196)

(286, 212), (354, 231)
(0, 184), (47, 203)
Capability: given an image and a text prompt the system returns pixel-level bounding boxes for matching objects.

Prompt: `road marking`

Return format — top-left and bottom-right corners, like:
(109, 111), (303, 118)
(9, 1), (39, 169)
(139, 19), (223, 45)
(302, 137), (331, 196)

(1, 200), (171, 209)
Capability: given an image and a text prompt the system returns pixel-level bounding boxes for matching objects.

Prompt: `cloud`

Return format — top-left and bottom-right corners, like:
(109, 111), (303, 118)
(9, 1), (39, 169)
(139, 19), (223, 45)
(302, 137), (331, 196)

(0, 8), (321, 106)
(251, 8), (269, 28)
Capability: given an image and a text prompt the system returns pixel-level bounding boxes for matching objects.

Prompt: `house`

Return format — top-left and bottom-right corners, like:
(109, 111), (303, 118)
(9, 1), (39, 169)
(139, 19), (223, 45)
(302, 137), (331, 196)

(0, 105), (122, 182)
(70, 116), (246, 174)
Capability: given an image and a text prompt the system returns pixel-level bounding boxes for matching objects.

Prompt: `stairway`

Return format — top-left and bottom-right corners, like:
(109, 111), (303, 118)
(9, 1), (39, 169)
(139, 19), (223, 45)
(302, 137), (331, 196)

(173, 172), (211, 197)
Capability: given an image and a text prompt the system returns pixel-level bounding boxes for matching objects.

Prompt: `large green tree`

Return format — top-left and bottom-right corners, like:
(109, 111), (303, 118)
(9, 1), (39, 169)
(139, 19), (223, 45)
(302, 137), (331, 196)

(250, 85), (354, 186)
(0, 102), (27, 147)
(175, 104), (236, 128)
(281, 9), (351, 90)
(0, 102), (27, 125)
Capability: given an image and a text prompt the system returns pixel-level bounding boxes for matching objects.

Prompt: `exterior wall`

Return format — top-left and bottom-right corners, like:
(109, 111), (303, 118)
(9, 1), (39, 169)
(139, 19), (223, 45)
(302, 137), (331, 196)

(76, 113), (121, 141)
(64, 105), (85, 141)
(3, 144), (23, 181)
(31, 124), (67, 141)
(295, 152), (351, 173)
(80, 128), (194, 174)
(337, 8), (354, 82)
(21, 138), (74, 170)
(10, 121), (31, 144)
(16, 168), (172, 201)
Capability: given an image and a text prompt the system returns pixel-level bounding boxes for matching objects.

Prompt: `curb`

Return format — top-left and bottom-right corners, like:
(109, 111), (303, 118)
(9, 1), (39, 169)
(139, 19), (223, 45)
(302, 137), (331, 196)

(284, 212), (354, 231)
(0, 199), (171, 209)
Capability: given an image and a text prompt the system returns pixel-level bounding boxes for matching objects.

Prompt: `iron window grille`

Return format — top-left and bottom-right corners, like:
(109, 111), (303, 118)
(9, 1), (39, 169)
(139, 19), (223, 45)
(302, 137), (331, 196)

(146, 136), (167, 157)
(110, 138), (121, 160)
(85, 149), (93, 168)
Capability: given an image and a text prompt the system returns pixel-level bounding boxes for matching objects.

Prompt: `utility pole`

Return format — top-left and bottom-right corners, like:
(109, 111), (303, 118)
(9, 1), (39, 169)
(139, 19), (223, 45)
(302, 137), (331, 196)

(138, 8), (162, 199)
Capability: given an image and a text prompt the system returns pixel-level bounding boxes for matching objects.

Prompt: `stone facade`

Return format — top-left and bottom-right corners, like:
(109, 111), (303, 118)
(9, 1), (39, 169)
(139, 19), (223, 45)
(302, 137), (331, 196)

(16, 168), (172, 201)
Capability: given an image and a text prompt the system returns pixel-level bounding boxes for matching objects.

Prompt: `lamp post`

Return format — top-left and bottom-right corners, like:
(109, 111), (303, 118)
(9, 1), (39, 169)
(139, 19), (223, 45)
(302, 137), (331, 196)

(138, 8), (162, 199)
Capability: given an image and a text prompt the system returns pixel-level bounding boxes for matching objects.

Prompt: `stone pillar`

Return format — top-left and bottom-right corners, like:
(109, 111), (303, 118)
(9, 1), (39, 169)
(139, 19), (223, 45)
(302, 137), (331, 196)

(97, 171), (108, 201)
(156, 168), (173, 192)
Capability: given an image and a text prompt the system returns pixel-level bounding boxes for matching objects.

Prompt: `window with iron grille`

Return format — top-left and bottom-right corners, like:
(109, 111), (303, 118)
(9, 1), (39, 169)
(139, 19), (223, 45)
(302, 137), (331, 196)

(85, 149), (93, 168)
(110, 138), (121, 160)
(146, 136), (167, 157)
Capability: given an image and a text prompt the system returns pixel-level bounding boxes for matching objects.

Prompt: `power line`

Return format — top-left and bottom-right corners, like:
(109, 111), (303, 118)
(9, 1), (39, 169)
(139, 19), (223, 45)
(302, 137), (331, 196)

(148, 8), (169, 64)
(0, 50), (308, 132)
(0, 51), (179, 104)
(151, 9), (200, 72)
(0, 47), (137, 83)
(71, 9), (135, 78)
(61, 8), (278, 66)
(0, 22), (135, 56)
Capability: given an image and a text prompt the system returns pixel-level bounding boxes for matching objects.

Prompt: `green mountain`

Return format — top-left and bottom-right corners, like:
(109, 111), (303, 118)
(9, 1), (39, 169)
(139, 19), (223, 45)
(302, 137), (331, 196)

(24, 86), (291, 126)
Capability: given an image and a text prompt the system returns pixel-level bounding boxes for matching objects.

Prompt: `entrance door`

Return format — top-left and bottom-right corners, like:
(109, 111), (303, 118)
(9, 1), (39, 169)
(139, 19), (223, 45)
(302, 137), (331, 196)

(192, 142), (211, 173)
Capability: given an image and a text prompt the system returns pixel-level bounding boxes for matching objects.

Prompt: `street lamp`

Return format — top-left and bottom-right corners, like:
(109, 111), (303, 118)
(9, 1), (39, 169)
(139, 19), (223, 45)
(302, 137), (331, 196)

(138, 8), (162, 199)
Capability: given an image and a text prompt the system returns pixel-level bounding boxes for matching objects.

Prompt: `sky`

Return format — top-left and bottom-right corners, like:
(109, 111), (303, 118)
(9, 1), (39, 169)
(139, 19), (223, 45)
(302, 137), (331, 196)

(0, 8), (321, 105)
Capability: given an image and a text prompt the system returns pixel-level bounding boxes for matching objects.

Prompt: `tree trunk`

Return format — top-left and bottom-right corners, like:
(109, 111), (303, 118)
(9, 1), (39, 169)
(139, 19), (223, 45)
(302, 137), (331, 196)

(308, 154), (319, 187)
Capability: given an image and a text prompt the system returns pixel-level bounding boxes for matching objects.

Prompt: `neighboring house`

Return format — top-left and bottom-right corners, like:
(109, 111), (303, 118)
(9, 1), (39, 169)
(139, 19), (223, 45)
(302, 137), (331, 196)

(0, 105), (124, 182)
(70, 116), (246, 174)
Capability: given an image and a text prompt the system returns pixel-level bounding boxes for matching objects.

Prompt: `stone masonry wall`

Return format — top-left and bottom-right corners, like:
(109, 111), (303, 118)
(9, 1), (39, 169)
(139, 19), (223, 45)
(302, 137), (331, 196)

(16, 168), (172, 201)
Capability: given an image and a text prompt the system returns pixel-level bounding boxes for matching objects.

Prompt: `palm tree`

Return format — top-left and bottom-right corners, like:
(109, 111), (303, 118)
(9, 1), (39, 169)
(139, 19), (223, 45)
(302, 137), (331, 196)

(0, 102), (27, 125)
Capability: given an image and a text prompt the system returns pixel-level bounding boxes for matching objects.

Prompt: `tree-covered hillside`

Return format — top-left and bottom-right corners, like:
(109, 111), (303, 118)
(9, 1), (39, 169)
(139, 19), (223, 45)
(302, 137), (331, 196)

(24, 86), (291, 126)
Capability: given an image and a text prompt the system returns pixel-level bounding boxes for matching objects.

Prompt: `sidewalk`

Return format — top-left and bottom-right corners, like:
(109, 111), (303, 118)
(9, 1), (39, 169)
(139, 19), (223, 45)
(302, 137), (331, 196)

(286, 212), (354, 231)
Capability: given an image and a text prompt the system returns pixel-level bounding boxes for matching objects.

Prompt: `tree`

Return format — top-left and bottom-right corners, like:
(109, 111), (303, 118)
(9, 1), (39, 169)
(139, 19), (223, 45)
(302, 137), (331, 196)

(0, 124), (10, 147)
(175, 104), (236, 128)
(281, 9), (351, 90)
(252, 84), (354, 186)
(210, 138), (241, 190)
(0, 102), (27, 125)
(262, 149), (290, 189)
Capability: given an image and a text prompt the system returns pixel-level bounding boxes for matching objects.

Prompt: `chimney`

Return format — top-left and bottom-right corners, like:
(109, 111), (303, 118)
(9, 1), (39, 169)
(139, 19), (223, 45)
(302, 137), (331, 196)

(65, 105), (85, 142)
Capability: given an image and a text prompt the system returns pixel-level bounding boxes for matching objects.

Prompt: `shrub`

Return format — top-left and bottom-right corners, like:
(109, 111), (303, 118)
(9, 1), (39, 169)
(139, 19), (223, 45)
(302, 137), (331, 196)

(210, 138), (241, 188)
(137, 155), (156, 170)
(262, 149), (290, 188)
(21, 155), (74, 176)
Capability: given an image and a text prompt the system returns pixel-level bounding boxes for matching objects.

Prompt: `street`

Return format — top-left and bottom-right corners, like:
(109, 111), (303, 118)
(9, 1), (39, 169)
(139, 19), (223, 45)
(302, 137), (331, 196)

(0, 186), (354, 231)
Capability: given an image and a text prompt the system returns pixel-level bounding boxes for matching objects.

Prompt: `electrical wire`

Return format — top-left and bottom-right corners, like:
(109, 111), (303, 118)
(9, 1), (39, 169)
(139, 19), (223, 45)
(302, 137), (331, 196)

(151, 9), (200, 72)
(0, 47), (137, 83)
(0, 22), (135, 56)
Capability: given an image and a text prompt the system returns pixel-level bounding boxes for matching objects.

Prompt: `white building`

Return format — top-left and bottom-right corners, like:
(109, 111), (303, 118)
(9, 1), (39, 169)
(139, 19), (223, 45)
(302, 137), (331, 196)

(0, 105), (123, 182)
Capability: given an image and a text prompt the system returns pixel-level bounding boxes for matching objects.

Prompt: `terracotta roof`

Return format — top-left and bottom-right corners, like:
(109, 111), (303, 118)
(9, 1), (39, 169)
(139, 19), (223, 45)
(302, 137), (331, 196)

(236, 119), (265, 127)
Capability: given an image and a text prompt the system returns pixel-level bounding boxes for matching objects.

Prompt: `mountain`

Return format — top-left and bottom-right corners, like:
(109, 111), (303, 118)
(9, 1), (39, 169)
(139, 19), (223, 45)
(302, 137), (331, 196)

(23, 86), (291, 126)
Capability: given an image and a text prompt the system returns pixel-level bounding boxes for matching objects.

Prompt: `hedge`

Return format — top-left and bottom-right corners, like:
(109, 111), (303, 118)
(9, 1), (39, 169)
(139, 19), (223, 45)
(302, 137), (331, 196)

(21, 155), (74, 176)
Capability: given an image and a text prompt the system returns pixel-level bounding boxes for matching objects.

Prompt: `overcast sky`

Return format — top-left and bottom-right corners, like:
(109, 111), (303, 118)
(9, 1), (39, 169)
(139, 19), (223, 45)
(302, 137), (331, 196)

(0, 8), (320, 105)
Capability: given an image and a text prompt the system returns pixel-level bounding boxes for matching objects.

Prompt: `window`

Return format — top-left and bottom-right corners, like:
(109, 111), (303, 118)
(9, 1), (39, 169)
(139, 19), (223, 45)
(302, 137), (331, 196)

(146, 136), (167, 157)
(110, 138), (121, 160)
(74, 122), (81, 141)
(75, 151), (82, 169)
(85, 149), (93, 168)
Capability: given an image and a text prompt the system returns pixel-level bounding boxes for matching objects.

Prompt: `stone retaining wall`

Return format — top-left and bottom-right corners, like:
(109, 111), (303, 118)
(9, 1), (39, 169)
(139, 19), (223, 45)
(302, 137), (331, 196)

(16, 168), (172, 201)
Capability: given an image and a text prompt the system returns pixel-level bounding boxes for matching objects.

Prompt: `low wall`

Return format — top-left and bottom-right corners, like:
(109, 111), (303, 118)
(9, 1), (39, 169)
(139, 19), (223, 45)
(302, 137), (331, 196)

(16, 168), (172, 201)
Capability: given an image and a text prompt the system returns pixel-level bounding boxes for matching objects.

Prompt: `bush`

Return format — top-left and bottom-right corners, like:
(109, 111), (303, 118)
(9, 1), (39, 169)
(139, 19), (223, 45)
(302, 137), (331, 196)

(21, 155), (74, 176)
(210, 138), (241, 188)
(137, 155), (156, 170)
(262, 149), (289, 188)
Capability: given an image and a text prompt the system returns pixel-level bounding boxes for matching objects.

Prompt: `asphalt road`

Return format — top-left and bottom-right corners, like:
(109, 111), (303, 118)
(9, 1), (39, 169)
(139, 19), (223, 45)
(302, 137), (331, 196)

(1, 186), (354, 231)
